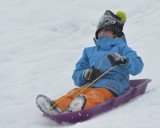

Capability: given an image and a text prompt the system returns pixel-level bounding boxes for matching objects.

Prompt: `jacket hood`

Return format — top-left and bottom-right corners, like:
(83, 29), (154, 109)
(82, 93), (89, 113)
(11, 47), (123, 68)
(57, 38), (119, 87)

(94, 36), (125, 51)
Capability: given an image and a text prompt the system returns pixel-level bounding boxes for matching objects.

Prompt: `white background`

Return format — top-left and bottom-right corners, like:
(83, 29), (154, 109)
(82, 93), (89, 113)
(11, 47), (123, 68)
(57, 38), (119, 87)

(0, 0), (160, 127)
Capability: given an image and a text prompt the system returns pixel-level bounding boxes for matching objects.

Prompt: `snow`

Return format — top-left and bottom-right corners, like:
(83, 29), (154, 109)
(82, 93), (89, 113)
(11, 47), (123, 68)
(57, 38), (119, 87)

(0, 0), (160, 127)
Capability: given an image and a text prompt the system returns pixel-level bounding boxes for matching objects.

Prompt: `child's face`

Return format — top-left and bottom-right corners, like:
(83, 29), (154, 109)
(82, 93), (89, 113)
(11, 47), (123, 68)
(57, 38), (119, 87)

(98, 29), (117, 39)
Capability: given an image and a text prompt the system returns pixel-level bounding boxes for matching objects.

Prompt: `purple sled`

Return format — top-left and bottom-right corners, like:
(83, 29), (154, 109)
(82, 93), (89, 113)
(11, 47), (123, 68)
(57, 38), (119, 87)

(45, 79), (151, 123)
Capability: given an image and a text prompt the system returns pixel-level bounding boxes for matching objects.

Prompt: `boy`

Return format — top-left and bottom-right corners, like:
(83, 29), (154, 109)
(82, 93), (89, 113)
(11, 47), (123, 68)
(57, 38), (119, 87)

(36, 10), (143, 115)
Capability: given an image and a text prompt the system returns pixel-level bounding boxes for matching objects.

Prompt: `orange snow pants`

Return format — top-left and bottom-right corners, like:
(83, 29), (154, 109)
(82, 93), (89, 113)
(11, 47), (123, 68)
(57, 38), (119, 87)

(54, 88), (116, 112)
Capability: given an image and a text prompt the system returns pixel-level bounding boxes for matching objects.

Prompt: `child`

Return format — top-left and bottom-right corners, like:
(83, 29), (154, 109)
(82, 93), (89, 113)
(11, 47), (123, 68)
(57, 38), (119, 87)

(36, 10), (143, 115)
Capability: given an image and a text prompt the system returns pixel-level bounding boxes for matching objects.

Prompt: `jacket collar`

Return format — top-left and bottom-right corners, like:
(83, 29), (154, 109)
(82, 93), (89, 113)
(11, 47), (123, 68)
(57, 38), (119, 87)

(94, 36), (125, 51)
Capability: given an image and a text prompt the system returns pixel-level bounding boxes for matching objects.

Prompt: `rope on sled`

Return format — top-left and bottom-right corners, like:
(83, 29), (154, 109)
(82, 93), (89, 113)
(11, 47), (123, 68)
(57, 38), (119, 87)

(47, 65), (116, 111)
(74, 65), (116, 98)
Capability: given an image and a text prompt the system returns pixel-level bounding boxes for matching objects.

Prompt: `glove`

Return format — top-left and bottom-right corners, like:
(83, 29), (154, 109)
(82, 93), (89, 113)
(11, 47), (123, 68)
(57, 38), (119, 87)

(83, 68), (100, 82)
(108, 53), (127, 66)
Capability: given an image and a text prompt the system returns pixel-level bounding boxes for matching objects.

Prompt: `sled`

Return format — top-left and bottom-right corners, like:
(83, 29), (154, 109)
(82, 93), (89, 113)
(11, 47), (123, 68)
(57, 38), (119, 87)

(44, 79), (151, 123)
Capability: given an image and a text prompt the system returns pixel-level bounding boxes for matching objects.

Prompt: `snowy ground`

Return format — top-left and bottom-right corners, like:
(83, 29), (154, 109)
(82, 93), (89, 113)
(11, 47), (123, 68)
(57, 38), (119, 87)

(0, 0), (160, 128)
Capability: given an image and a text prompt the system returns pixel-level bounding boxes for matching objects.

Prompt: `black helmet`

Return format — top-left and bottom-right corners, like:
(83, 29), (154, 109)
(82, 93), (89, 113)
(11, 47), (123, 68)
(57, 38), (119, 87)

(95, 10), (124, 39)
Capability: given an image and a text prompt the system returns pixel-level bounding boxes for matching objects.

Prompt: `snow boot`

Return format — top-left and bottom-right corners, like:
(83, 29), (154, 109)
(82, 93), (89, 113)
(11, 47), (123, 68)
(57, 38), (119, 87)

(67, 94), (87, 112)
(36, 94), (62, 115)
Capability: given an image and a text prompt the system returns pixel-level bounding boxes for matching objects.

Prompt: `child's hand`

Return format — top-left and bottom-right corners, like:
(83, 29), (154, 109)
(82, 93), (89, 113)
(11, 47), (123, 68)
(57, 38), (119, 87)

(108, 53), (127, 66)
(83, 68), (100, 82)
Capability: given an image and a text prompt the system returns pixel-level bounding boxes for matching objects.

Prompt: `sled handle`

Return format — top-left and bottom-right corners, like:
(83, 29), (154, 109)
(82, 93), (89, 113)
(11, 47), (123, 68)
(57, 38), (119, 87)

(74, 65), (116, 98)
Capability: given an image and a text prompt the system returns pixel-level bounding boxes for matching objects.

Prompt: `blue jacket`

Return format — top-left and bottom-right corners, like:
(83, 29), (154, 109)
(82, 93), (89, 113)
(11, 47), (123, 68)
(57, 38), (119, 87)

(72, 36), (144, 96)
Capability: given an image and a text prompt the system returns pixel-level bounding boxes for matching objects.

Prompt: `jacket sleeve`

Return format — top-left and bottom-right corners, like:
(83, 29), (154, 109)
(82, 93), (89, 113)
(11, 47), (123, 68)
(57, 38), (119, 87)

(121, 45), (144, 75)
(72, 48), (90, 87)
